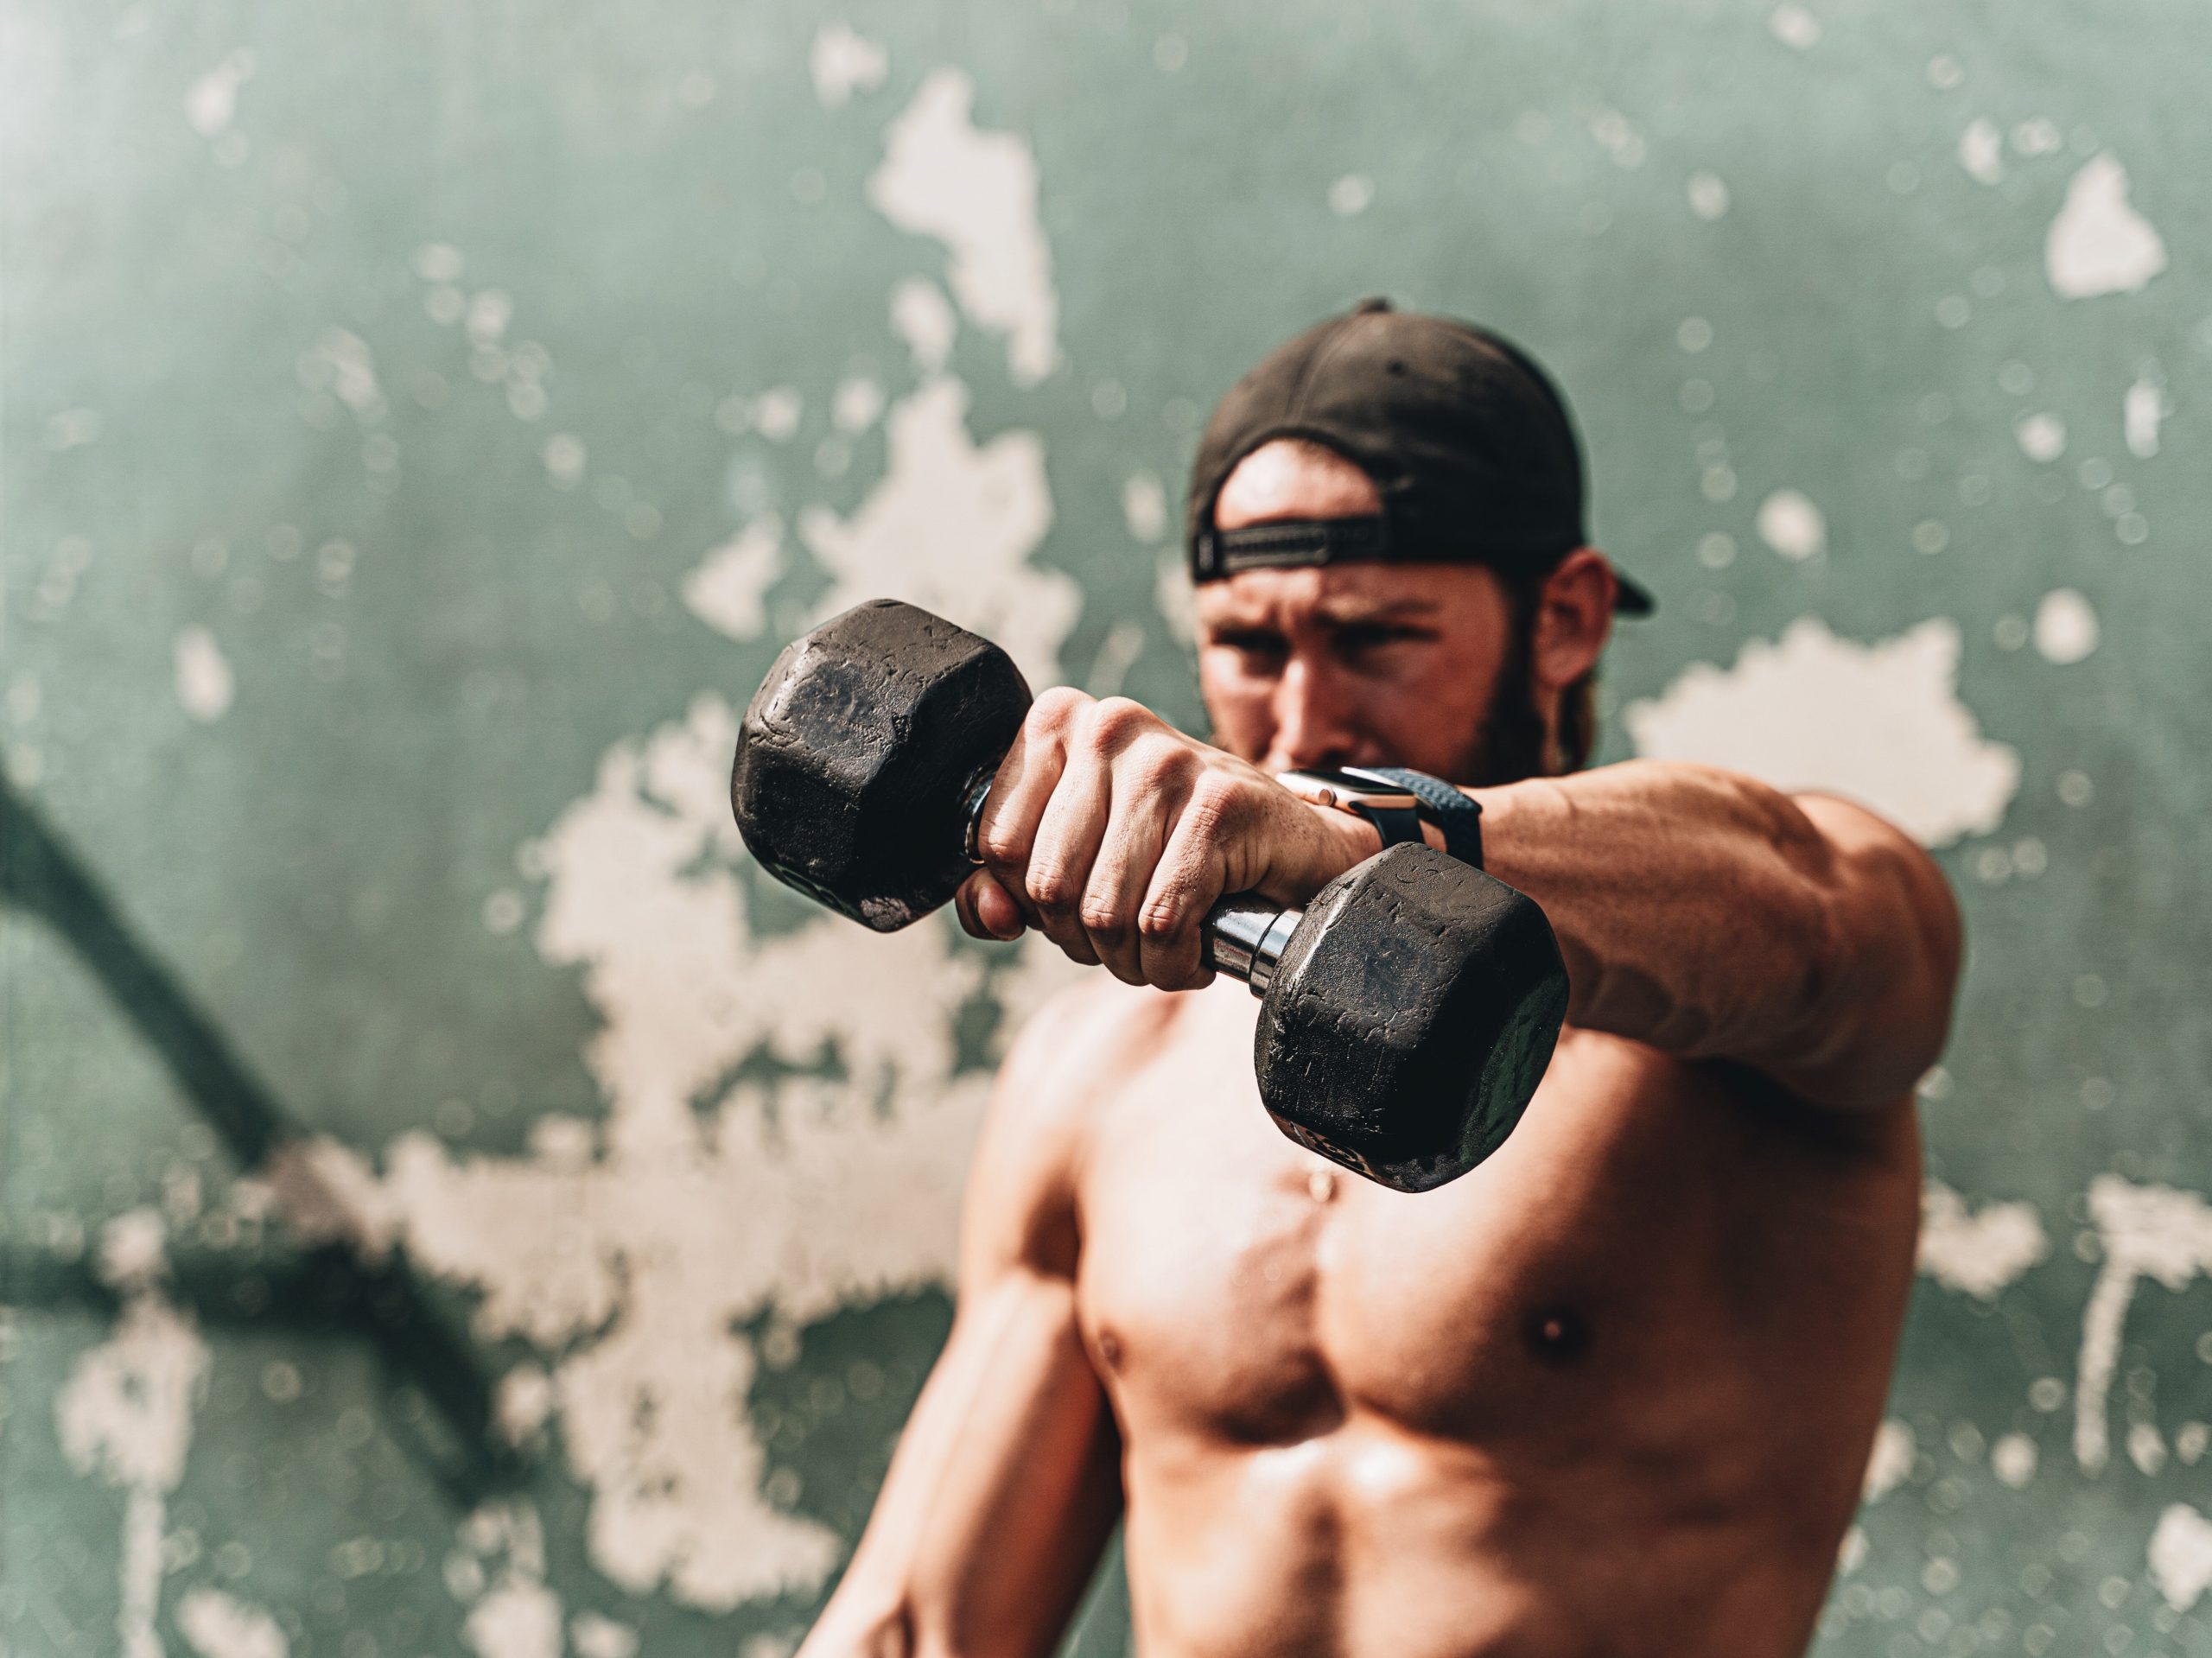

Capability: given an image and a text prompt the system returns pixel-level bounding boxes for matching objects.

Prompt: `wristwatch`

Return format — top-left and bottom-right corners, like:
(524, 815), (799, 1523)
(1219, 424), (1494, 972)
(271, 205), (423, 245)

(1277, 765), (1485, 869)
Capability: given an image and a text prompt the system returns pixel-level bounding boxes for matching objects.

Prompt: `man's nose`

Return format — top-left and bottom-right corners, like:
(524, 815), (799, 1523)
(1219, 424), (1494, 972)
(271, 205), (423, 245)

(1264, 654), (1362, 772)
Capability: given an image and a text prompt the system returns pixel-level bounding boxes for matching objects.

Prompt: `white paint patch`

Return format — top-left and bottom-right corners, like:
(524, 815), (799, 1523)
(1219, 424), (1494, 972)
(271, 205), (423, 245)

(185, 50), (255, 136)
(682, 519), (784, 642)
(569, 1613), (639, 1658)
(2047, 154), (2168, 299)
(797, 377), (1077, 686)
(2125, 373), (2167, 457)
(1991, 1432), (2038, 1489)
(1770, 4), (1821, 48)
(101, 1207), (169, 1288)
(2131, 1422), (2169, 1476)
(1625, 617), (2020, 848)
(833, 377), (885, 433)
(2014, 412), (2067, 464)
(178, 1589), (288, 1658)
(326, 690), (1078, 1606)
(266, 1136), (397, 1262)
(2180, 1422), (2210, 1464)
(1155, 552), (1198, 648)
(2075, 1177), (2212, 1471)
(1588, 109), (1646, 169)
(1687, 170), (1731, 220)
(1863, 1419), (1914, 1502)
(467, 289), (513, 346)
(446, 1504), (564, 1658)
(496, 1364), (556, 1445)
(2032, 588), (2099, 664)
(56, 1213), (211, 1658)
(810, 24), (887, 109)
(1755, 489), (1826, 561)
(753, 387), (803, 443)
(1086, 621), (1147, 698)
(2150, 1505), (2212, 1612)
(174, 626), (235, 722)
(313, 327), (384, 418)
(465, 1578), (563, 1658)
(415, 243), (466, 283)
(1919, 1181), (2047, 1299)
(891, 278), (957, 374)
(869, 70), (1059, 385)
(1122, 472), (1169, 543)
(1328, 173), (1375, 216)
(543, 434), (587, 487)
(1959, 118), (2004, 185)
(2012, 118), (2063, 157)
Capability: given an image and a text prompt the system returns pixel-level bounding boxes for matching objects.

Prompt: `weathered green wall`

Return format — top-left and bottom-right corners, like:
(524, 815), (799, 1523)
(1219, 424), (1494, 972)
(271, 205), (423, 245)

(5, 1), (2209, 1654)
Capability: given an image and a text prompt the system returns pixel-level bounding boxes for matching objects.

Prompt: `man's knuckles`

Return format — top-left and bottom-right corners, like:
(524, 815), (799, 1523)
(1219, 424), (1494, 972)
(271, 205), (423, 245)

(1024, 684), (1090, 736)
(976, 812), (1033, 867)
(1077, 886), (1139, 951)
(1083, 694), (1161, 747)
(1025, 858), (1084, 914)
(1177, 770), (1251, 843)
(1137, 896), (1191, 942)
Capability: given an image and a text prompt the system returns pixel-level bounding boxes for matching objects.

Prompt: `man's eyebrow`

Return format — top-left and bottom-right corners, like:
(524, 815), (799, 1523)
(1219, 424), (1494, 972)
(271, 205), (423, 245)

(1314, 598), (1443, 626)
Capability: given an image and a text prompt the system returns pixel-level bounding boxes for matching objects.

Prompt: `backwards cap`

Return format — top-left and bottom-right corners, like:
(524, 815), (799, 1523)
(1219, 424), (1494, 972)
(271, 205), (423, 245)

(1186, 297), (1654, 614)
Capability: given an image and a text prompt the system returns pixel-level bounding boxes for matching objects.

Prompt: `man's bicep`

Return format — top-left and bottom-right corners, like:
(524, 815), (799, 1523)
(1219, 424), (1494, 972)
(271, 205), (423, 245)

(801, 989), (1122, 1658)
(957, 983), (1116, 1286)
(1771, 792), (1962, 1111)
(804, 1271), (1120, 1658)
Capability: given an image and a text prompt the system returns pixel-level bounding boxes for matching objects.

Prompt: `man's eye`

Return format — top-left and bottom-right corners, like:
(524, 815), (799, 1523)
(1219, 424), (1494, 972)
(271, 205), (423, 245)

(1336, 626), (1421, 655)
(1212, 632), (1287, 664)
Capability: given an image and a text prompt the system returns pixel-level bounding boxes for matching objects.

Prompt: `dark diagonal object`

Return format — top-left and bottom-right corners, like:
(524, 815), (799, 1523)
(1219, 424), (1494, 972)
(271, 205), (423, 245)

(0, 773), (522, 1502)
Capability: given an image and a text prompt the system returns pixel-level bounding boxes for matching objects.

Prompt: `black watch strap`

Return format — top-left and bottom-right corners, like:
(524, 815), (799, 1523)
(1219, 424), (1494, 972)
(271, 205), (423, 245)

(1340, 765), (1485, 869)
(1343, 796), (1425, 853)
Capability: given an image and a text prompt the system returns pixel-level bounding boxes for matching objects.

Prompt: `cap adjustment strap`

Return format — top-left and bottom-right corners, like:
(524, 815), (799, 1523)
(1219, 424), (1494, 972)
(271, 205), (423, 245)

(1192, 515), (1392, 581)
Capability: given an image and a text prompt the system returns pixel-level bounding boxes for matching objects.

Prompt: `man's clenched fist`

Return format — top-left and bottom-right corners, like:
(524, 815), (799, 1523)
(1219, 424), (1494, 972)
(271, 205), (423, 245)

(954, 689), (1377, 989)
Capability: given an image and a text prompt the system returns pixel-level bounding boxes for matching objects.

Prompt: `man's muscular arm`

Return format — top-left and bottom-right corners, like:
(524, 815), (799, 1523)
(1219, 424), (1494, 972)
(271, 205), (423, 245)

(799, 994), (1122, 1658)
(948, 685), (1956, 1113)
(1477, 760), (1961, 1112)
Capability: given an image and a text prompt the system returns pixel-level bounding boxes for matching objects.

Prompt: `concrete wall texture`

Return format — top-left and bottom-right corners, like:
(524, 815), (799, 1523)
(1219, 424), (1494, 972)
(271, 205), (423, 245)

(4, 1), (2209, 1654)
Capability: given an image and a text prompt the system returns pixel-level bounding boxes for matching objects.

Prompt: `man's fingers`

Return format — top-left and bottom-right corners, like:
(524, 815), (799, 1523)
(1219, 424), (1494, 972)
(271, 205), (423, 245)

(1022, 744), (1112, 950)
(1081, 773), (1183, 986)
(1139, 779), (1233, 988)
(956, 871), (1028, 942)
(973, 688), (1081, 870)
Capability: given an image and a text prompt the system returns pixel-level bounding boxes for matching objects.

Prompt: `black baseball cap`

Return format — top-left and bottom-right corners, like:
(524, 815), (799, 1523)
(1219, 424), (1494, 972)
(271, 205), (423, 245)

(1186, 298), (1655, 615)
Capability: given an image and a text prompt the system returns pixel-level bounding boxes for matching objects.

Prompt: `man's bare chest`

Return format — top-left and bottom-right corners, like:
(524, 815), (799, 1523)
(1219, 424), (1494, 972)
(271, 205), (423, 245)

(1062, 988), (1918, 1452)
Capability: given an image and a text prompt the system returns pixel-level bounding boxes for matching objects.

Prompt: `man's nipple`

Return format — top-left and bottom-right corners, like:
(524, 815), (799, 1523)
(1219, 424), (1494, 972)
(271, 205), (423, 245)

(1523, 1305), (1592, 1364)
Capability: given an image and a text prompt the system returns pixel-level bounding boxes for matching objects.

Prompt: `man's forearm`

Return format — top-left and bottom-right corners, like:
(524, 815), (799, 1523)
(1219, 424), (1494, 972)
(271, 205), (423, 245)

(1470, 759), (1956, 1104)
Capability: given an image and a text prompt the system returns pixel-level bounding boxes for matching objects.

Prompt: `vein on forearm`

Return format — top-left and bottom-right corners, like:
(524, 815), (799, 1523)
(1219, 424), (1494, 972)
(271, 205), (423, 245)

(1480, 764), (1845, 1070)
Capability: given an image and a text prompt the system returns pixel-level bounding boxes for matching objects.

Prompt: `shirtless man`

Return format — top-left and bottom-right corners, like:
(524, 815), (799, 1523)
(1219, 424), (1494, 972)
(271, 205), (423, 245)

(798, 301), (1961, 1657)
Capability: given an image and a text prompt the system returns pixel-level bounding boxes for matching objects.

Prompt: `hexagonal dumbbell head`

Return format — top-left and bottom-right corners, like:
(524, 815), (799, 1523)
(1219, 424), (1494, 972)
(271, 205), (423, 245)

(731, 600), (1032, 931)
(1254, 843), (1569, 1193)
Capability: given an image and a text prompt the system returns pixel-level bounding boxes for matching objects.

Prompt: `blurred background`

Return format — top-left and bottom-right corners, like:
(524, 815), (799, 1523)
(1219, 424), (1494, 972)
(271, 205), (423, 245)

(4, 0), (2209, 1653)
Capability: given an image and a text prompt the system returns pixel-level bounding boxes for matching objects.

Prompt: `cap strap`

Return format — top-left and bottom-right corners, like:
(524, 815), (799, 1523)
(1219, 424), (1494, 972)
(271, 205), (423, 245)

(1192, 515), (1390, 581)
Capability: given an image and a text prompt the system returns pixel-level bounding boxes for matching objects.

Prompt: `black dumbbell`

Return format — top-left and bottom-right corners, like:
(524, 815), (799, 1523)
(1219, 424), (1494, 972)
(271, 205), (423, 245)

(729, 599), (1568, 1193)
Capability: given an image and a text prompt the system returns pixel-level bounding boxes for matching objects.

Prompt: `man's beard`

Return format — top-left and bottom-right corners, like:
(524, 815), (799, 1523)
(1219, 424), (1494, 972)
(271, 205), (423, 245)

(1453, 620), (1548, 788)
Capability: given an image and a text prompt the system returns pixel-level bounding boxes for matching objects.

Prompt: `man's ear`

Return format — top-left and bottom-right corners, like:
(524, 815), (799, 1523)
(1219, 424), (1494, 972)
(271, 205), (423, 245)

(1531, 547), (1616, 694)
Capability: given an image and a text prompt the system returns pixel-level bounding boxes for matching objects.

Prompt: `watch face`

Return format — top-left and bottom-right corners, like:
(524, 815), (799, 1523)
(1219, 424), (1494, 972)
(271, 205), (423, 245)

(1274, 767), (1421, 811)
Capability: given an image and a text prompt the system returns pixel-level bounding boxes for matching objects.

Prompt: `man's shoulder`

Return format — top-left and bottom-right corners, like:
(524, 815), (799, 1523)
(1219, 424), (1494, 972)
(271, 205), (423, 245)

(998, 975), (1187, 1109)
(963, 978), (1191, 1275)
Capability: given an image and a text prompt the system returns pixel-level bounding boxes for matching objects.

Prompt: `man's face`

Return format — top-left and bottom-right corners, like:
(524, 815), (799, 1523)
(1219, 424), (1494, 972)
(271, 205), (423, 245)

(1193, 441), (1542, 784)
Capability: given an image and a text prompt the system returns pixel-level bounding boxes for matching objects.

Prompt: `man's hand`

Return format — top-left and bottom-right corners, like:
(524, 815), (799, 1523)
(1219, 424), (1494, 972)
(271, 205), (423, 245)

(954, 689), (1376, 989)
